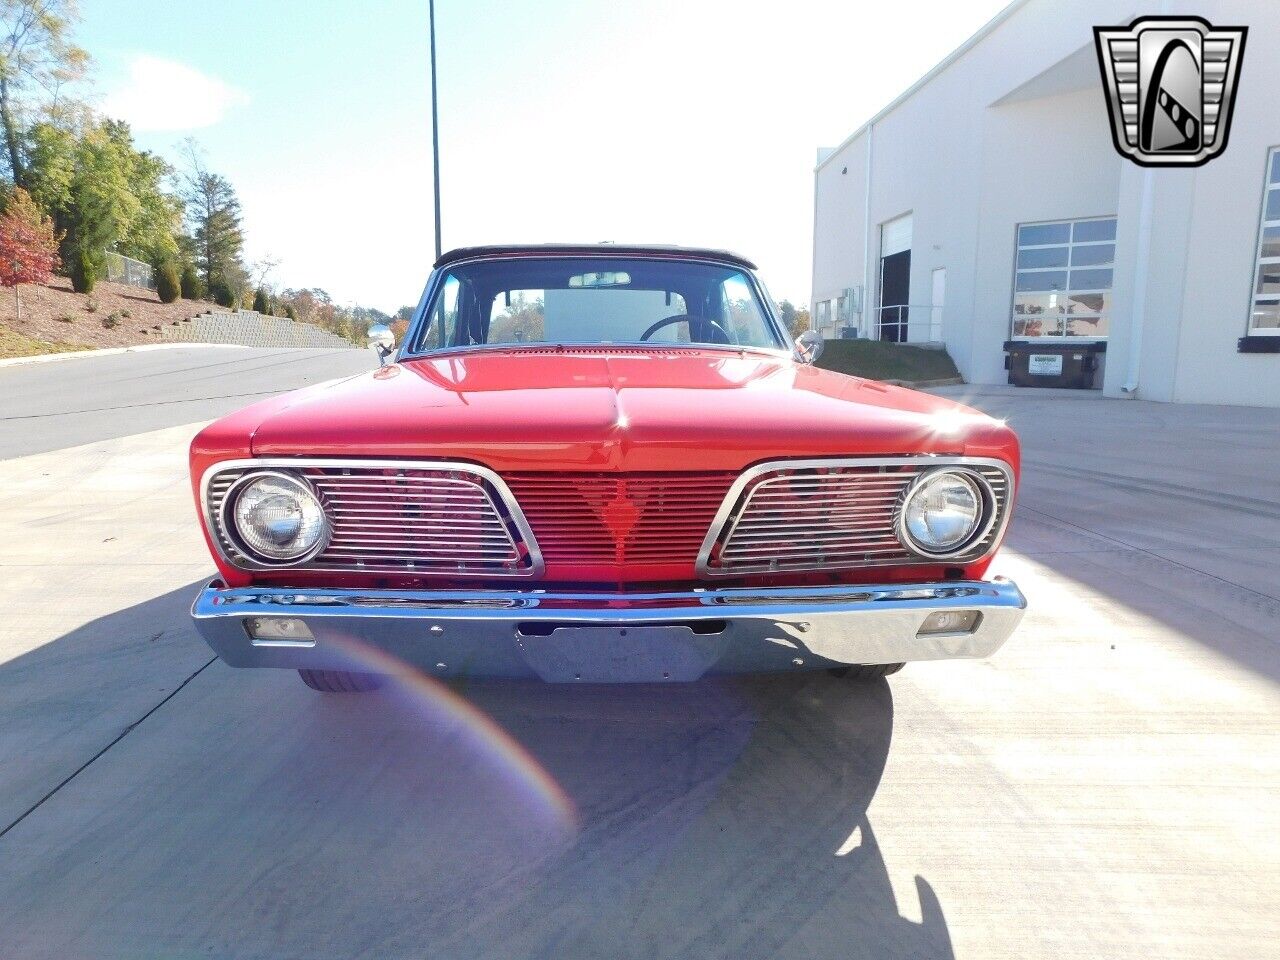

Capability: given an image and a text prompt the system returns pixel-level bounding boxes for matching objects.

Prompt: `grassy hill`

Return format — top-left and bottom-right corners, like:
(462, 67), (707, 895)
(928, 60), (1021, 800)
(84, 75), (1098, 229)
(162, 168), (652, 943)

(815, 338), (961, 384)
(0, 278), (215, 358)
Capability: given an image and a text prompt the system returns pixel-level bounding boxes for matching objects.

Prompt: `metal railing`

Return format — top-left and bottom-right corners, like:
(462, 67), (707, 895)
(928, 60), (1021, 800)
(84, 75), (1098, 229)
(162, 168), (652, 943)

(103, 252), (155, 290)
(875, 304), (942, 344)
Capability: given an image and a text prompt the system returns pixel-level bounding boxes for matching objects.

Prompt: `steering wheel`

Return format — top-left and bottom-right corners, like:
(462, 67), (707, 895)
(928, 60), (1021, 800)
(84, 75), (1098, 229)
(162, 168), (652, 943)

(639, 314), (733, 344)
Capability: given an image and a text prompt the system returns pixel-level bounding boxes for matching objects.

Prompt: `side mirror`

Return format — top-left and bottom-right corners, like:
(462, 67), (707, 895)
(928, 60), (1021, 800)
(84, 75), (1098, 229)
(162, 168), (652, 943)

(367, 323), (396, 366)
(794, 329), (824, 365)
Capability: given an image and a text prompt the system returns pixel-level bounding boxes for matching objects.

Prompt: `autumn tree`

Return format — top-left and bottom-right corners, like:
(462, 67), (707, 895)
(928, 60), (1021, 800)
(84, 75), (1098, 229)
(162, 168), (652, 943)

(0, 0), (89, 184)
(0, 185), (58, 317)
(777, 299), (811, 339)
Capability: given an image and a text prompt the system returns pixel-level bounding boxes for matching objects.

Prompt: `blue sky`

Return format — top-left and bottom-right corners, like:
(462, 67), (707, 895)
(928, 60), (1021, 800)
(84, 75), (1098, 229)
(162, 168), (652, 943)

(79, 0), (1010, 312)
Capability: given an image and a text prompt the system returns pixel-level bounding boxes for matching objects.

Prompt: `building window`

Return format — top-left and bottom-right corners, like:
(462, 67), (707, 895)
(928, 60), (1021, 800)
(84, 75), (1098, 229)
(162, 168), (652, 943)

(1011, 216), (1116, 339)
(1248, 148), (1280, 336)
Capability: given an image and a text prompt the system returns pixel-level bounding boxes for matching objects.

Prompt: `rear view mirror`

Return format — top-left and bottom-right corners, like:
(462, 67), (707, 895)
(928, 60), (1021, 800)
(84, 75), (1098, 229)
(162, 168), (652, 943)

(368, 323), (396, 365)
(568, 271), (631, 288)
(794, 329), (824, 365)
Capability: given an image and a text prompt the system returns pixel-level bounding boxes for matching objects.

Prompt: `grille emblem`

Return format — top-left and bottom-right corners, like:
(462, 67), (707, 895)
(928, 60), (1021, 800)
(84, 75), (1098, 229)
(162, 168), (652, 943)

(600, 482), (641, 564)
(1094, 16), (1247, 167)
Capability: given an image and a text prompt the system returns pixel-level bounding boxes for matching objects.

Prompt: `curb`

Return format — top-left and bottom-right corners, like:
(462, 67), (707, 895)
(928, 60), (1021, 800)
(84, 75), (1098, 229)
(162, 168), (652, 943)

(882, 376), (966, 389)
(0, 342), (248, 369)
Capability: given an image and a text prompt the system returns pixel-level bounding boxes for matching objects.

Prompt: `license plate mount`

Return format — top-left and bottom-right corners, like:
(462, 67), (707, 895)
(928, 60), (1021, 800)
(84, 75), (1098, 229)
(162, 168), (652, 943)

(515, 623), (729, 683)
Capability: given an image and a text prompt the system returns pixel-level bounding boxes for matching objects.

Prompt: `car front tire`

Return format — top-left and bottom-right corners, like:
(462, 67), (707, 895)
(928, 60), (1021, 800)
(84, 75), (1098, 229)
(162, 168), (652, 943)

(298, 669), (385, 693)
(829, 663), (905, 681)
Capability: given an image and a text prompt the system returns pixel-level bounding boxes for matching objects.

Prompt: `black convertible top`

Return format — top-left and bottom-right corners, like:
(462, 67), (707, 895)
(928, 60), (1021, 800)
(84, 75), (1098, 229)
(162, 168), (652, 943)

(434, 243), (758, 271)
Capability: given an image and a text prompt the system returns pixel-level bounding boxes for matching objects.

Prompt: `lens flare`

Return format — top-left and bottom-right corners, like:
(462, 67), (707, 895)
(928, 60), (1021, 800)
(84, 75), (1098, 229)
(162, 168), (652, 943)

(317, 632), (579, 834)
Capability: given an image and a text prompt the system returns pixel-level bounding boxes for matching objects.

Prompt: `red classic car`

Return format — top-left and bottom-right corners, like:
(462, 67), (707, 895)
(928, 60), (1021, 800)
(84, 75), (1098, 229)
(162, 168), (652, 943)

(190, 245), (1025, 691)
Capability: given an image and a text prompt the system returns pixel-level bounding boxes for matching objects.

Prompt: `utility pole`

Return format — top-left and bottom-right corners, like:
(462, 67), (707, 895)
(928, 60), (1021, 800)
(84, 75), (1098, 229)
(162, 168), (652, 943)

(429, 0), (443, 261)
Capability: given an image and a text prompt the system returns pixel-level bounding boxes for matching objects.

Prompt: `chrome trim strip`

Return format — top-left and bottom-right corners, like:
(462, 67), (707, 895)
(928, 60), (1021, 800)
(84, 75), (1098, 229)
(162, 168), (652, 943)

(191, 577), (1027, 676)
(194, 580), (1019, 615)
(200, 458), (546, 578)
(695, 456), (1015, 577)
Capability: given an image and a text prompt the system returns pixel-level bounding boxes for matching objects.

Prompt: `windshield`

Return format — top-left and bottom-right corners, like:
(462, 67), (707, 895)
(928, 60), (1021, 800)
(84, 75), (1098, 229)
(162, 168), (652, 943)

(409, 257), (782, 353)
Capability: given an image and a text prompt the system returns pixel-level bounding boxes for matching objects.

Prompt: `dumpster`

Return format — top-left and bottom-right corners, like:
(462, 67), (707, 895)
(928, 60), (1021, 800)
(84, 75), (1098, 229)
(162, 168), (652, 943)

(1003, 341), (1105, 389)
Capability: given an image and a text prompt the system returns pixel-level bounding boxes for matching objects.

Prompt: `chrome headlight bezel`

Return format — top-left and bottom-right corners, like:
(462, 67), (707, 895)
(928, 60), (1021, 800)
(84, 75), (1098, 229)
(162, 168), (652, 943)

(218, 470), (330, 566)
(895, 468), (997, 560)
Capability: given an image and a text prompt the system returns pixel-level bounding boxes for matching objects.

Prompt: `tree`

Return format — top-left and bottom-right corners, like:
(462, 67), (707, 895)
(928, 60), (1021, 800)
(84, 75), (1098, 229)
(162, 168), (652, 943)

(155, 259), (180, 303)
(179, 140), (243, 294)
(62, 123), (137, 288)
(22, 118), (163, 288)
(0, 1), (89, 185)
(108, 121), (181, 267)
(777, 299), (811, 339)
(180, 262), (202, 299)
(489, 291), (544, 342)
(0, 186), (58, 317)
(209, 275), (233, 307)
(67, 242), (92, 291)
(792, 305), (811, 336)
(252, 285), (269, 314)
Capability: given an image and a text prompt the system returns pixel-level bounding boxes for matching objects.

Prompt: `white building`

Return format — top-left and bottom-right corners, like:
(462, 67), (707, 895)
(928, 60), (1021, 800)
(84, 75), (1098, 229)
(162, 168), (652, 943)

(811, 0), (1280, 407)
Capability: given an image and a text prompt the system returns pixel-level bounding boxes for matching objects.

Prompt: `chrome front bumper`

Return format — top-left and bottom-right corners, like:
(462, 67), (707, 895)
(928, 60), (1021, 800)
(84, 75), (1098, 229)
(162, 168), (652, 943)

(192, 578), (1025, 682)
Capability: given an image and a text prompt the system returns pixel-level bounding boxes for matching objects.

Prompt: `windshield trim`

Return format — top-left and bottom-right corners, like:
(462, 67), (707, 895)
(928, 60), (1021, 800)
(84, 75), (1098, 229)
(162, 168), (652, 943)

(399, 340), (797, 363)
(397, 254), (793, 361)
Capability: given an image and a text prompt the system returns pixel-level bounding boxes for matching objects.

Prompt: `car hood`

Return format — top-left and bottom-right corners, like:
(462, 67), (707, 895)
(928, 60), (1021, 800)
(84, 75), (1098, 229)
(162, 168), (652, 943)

(244, 349), (1017, 471)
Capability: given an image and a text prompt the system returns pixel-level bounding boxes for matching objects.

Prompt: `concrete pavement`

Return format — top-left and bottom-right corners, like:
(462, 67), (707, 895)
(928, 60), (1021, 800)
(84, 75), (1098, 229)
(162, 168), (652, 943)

(0, 357), (1276, 959)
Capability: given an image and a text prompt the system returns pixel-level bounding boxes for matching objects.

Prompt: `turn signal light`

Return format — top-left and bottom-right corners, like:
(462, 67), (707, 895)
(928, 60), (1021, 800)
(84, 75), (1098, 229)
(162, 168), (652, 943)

(245, 617), (315, 645)
(916, 610), (980, 636)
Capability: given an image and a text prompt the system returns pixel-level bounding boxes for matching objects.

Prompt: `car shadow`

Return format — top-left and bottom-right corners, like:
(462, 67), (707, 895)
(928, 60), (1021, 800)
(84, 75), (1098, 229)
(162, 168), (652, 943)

(0, 584), (954, 960)
(441, 673), (954, 960)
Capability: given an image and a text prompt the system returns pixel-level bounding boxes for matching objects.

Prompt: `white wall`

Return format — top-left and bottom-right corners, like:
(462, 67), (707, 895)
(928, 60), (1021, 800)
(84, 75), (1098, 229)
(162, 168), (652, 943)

(1165, 0), (1280, 407)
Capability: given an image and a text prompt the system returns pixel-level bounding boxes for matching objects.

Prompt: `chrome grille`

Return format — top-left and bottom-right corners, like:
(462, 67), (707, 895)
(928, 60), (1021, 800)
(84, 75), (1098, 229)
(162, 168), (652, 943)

(204, 459), (541, 576)
(698, 458), (1012, 576)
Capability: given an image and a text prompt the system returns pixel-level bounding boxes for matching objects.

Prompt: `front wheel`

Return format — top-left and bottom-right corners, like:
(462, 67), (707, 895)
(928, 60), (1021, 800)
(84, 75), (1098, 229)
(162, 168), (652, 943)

(829, 663), (905, 681)
(298, 669), (385, 693)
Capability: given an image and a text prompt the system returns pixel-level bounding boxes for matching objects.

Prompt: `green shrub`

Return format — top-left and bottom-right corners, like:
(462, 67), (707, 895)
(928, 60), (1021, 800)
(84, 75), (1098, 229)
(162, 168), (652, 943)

(69, 249), (98, 294)
(253, 286), (270, 314)
(284, 304), (298, 321)
(102, 312), (122, 329)
(83, 298), (98, 312)
(156, 261), (181, 303)
(56, 314), (74, 323)
(180, 265), (202, 300)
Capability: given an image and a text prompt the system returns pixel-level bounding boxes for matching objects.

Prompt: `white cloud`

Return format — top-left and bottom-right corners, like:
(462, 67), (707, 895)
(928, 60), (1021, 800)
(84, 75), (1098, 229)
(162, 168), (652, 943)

(103, 55), (248, 132)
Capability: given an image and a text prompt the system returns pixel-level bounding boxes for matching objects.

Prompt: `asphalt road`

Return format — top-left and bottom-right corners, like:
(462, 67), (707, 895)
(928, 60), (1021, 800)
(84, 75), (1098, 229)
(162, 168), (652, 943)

(0, 345), (374, 459)
(0, 351), (1276, 959)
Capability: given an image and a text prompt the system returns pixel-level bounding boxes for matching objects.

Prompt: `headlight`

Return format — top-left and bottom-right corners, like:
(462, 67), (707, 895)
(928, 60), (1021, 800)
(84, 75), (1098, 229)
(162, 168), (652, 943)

(897, 469), (990, 557)
(223, 472), (328, 563)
